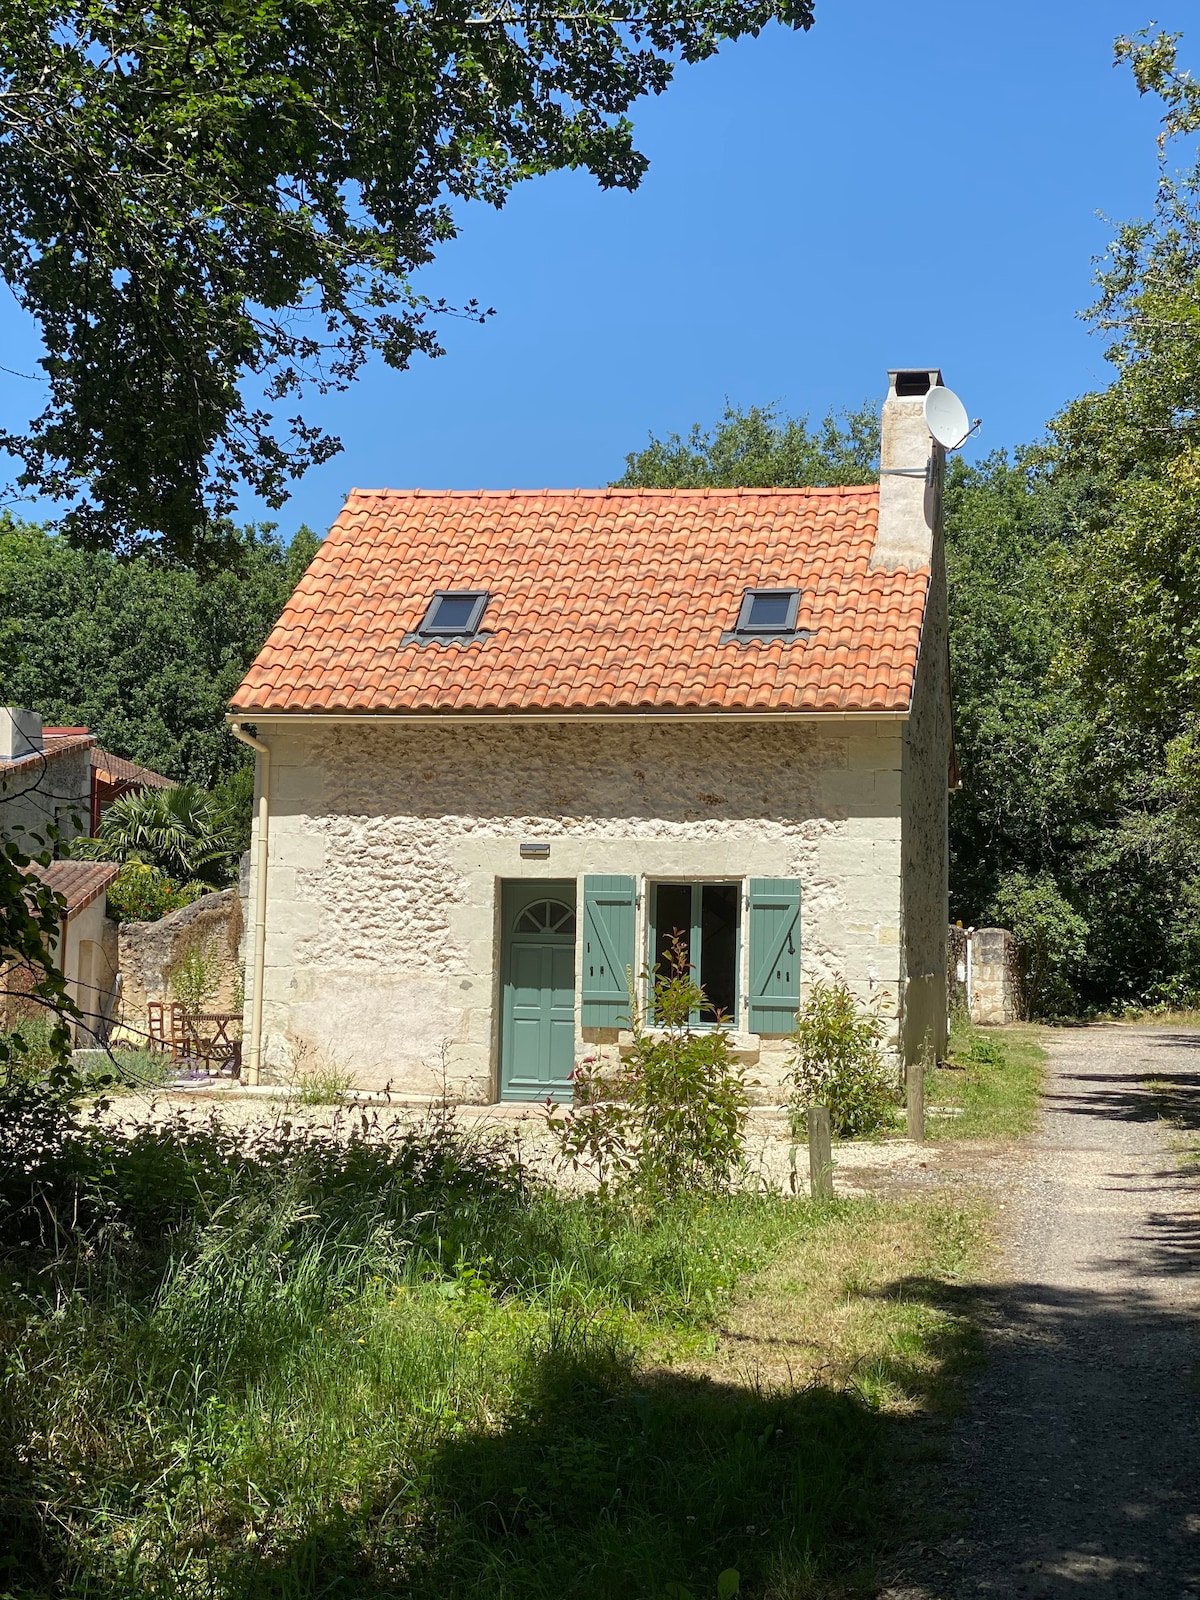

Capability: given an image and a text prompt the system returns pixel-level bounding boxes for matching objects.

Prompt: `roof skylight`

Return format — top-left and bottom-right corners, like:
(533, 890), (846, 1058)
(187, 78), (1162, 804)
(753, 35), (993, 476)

(733, 588), (803, 637)
(417, 590), (490, 639)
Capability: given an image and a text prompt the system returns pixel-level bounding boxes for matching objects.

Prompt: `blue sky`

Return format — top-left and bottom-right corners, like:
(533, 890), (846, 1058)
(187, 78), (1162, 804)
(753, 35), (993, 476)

(0, 1), (1191, 536)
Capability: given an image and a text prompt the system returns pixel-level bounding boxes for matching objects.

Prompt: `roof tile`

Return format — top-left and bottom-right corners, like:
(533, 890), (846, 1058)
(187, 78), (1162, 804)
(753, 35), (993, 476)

(231, 486), (927, 716)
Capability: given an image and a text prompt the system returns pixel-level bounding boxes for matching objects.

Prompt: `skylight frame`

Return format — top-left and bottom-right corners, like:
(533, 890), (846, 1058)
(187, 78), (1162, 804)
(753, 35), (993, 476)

(416, 589), (491, 640)
(733, 587), (803, 638)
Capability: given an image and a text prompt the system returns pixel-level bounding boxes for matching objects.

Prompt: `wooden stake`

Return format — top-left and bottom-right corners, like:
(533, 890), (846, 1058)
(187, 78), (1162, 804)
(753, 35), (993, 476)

(906, 1056), (925, 1143)
(808, 1104), (834, 1200)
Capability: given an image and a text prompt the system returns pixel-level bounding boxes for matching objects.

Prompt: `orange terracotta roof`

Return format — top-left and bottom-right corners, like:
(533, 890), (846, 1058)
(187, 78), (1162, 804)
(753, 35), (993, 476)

(232, 486), (928, 716)
(27, 859), (119, 916)
(92, 748), (175, 789)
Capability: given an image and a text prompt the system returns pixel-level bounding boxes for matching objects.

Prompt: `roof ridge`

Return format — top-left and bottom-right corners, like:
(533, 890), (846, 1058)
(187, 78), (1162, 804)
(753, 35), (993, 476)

(345, 484), (879, 500)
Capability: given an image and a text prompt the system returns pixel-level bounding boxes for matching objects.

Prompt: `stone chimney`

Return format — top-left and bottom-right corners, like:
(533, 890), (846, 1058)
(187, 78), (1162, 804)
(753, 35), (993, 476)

(872, 367), (946, 570)
(0, 707), (44, 761)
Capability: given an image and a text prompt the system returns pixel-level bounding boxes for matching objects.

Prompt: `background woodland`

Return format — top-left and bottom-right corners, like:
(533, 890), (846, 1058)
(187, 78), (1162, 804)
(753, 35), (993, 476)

(6, 30), (1200, 1018)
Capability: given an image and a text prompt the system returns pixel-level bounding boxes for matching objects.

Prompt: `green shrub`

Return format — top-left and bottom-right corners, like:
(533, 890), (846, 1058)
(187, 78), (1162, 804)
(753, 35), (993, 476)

(1137, 974), (1200, 1014)
(169, 937), (224, 1012)
(0, 1016), (59, 1086)
(105, 861), (208, 923)
(75, 782), (237, 885)
(550, 933), (748, 1199)
(787, 980), (896, 1139)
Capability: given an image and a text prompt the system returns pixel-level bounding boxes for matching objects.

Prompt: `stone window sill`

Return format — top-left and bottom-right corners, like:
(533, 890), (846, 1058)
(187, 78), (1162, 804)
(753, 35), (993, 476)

(616, 1027), (763, 1063)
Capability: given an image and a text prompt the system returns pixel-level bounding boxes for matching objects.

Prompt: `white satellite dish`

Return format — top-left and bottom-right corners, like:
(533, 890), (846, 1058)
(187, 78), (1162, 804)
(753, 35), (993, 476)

(923, 385), (971, 451)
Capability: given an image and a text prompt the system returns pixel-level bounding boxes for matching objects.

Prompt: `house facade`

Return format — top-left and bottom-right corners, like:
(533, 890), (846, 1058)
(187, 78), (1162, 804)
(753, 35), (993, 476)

(230, 369), (953, 1101)
(34, 860), (120, 1044)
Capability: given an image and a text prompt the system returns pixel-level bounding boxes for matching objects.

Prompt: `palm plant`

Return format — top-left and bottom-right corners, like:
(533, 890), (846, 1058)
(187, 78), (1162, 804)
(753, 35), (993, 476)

(73, 785), (236, 886)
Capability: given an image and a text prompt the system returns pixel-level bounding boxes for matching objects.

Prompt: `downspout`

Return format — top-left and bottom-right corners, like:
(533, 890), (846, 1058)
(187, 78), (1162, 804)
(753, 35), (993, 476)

(229, 723), (270, 1085)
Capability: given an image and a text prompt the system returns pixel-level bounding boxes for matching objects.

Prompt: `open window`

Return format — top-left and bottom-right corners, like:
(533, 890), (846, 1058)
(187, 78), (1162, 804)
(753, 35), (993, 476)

(649, 881), (739, 1025)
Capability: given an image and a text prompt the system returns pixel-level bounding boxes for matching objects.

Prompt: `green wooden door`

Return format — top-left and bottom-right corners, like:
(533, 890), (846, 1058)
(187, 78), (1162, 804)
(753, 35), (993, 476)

(501, 881), (577, 1101)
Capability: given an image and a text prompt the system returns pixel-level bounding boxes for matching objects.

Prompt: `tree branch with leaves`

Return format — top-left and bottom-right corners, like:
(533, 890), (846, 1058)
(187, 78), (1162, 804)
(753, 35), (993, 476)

(0, 0), (814, 564)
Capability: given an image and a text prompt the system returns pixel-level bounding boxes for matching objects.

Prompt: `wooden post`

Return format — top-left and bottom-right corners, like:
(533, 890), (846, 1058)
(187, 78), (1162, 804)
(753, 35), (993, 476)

(906, 1056), (925, 1143)
(808, 1104), (834, 1200)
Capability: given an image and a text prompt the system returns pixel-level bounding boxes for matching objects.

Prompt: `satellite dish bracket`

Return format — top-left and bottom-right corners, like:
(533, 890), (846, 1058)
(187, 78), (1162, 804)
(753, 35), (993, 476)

(881, 454), (938, 487)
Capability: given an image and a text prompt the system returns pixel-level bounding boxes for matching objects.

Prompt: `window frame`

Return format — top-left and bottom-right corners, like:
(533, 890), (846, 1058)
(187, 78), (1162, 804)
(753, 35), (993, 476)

(646, 879), (742, 1029)
(416, 589), (491, 640)
(733, 587), (803, 638)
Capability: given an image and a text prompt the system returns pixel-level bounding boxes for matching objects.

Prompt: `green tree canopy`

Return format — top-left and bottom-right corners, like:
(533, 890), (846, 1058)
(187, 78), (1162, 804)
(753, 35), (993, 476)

(1050, 29), (1200, 754)
(0, 0), (813, 563)
(0, 517), (316, 784)
(616, 401), (879, 488)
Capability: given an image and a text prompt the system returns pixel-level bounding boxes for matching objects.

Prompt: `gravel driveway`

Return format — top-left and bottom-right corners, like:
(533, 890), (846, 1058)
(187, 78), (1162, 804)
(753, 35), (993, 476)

(892, 1025), (1200, 1598)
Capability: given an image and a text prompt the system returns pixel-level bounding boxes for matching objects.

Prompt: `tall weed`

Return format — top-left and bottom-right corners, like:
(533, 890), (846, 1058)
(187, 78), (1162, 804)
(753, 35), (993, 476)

(0, 1094), (932, 1599)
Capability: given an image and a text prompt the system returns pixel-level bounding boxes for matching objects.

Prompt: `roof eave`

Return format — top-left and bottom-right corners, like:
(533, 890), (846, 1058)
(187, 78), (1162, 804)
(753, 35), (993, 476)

(227, 707), (912, 724)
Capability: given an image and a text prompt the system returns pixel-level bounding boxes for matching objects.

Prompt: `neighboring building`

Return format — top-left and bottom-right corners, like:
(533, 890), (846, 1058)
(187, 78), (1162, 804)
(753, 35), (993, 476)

(0, 711), (94, 852)
(37, 860), (120, 1043)
(1, 860), (120, 1044)
(229, 368), (954, 1101)
(0, 712), (176, 845)
(0, 711), (171, 1044)
(88, 745), (174, 831)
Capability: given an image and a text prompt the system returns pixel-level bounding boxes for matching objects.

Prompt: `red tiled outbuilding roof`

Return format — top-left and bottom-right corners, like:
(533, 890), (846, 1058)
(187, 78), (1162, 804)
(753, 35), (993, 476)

(27, 859), (119, 916)
(232, 486), (928, 717)
(91, 749), (174, 789)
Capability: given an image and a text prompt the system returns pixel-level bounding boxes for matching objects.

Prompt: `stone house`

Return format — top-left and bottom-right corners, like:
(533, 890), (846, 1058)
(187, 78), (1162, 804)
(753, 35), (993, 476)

(0, 710), (179, 1043)
(0, 710), (94, 852)
(0, 713), (118, 1042)
(31, 861), (120, 1043)
(229, 368), (954, 1101)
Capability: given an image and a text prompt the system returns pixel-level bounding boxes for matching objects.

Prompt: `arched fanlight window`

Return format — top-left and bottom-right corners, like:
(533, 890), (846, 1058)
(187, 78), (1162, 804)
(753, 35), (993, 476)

(514, 900), (576, 936)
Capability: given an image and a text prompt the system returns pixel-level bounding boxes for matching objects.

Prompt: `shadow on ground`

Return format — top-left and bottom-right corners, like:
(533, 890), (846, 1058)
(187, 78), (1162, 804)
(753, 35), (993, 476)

(0, 1273), (978, 1600)
(881, 1277), (1200, 1598)
(881, 1024), (1200, 1600)
(11, 1276), (1199, 1599)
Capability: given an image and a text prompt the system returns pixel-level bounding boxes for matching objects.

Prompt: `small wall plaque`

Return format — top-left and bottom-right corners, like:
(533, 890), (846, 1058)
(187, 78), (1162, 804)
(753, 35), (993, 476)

(519, 842), (551, 859)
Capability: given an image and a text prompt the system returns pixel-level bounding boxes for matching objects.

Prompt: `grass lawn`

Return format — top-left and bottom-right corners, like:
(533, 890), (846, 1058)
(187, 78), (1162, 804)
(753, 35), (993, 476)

(926, 1018), (1046, 1140)
(0, 1099), (988, 1600)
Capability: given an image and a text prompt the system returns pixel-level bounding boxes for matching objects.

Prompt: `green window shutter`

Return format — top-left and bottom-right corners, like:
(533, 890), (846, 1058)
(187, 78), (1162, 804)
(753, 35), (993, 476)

(748, 878), (801, 1035)
(582, 875), (637, 1027)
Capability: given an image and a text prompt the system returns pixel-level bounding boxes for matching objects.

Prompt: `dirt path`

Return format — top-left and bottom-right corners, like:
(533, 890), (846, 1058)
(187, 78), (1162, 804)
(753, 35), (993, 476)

(892, 1025), (1200, 1598)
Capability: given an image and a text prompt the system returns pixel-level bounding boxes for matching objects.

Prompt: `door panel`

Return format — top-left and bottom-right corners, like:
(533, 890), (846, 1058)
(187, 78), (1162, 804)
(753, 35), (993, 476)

(501, 880), (577, 1101)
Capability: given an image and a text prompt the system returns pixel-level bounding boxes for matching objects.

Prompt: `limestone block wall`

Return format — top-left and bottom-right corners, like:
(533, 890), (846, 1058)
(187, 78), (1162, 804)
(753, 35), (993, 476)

(118, 888), (243, 1022)
(900, 535), (951, 1065)
(969, 927), (1021, 1025)
(247, 717), (910, 1101)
